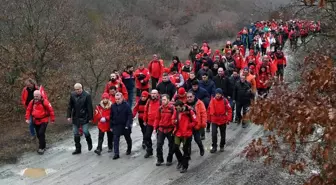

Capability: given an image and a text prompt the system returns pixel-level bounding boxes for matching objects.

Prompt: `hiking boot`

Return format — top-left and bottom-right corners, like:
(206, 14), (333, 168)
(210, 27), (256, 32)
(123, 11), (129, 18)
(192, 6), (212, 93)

(72, 149), (81, 155)
(113, 155), (120, 160)
(206, 128), (210, 133)
(220, 147), (225, 152)
(94, 149), (101, 155)
(73, 136), (81, 155)
(166, 161), (172, 166)
(126, 150), (131, 155)
(210, 148), (217, 153)
(37, 149), (45, 155)
(86, 136), (93, 151)
(108, 148), (113, 153)
(144, 152), (153, 158)
(200, 147), (205, 156)
(200, 135), (205, 140)
(176, 163), (182, 170)
(156, 161), (163, 166)
(180, 168), (187, 173)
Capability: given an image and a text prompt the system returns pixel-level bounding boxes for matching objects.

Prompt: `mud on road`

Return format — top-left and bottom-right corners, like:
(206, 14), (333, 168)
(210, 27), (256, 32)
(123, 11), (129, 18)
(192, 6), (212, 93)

(0, 120), (306, 185)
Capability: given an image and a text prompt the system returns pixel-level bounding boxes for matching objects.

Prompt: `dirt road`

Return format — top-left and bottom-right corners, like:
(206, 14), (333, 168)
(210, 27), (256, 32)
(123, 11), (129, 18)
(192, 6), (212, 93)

(0, 120), (305, 185)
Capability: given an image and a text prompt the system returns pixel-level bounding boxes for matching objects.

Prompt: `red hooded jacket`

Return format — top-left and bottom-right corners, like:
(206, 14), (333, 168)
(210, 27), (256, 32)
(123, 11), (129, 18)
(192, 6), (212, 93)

(148, 60), (164, 79)
(172, 106), (197, 137)
(143, 98), (161, 126)
(132, 98), (149, 120)
(25, 99), (55, 125)
(104, 80), (128, 100)
(208, 97), (232, 125)
(134, 67), (150, 90)
(93, 101), (112, 132)
(154, 104), (175, 133)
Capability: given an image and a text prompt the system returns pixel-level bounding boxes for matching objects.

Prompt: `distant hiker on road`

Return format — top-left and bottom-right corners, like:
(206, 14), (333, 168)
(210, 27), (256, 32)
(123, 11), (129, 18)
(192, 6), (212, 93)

(132, 91), (150, 149)
(93, 93), (113, 155)
(110, 92), (133, 160)
(67, 83), (93, 155)
(148, 54), (164, 89)
(25, 90), (55, 155)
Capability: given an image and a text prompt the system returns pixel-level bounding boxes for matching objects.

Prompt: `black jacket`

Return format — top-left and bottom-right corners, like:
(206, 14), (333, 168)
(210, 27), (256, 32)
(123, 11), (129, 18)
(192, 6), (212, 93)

(156, 80), (176, 100)
(213, 75), (230, 97)
(228, 76), (240, 97)
(110, 101), (133, 135)
(233, 81), (253, 104)
(67, 91), (93, 126)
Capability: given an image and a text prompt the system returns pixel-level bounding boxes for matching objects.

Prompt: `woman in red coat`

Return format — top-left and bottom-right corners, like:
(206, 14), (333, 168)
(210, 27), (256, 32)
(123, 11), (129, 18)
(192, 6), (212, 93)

(132, 91), (149, 149)
(93, 93), (113, 155)
(25, 90), (55, 155)
(208, 88), (232, 153)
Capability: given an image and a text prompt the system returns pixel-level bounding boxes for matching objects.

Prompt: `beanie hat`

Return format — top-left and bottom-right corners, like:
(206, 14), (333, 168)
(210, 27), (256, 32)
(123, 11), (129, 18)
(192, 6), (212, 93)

(102, 93), (109, 100)
(215, 88), (223, 95)
(141, 91), (149, 97)
(185, 60), (191, 65)
(178, 87), (186, 95)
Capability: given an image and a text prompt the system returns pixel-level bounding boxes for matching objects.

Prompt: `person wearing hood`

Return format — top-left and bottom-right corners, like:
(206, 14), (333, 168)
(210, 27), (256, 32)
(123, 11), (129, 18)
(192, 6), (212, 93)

(184, 72), (197, 92)
(199, 73), (216, 97)
(172, 87), (187, 103)
(143, 90), (161, 158)
(156, 73), (177, 100)
(170, 67), (185, 88)
(186, 91), (206, 155)
(93, 93), (113, 155)
(133, 91), (150, 149)
(104, 73), (129, 101)
(197, 62), (213, 80)
(148, 54), (164, 89)
(110, 92), (133, 160)
(188, 43), (201, 62)
(25, 90), (55, 155)
(181, 60), (192, 81)
(233, 76), (253, 128)
(122, 65), (135, 106)
(134, 63), (150, 102)
(208, 88), (232, 153)
(169, 56), (183, 73)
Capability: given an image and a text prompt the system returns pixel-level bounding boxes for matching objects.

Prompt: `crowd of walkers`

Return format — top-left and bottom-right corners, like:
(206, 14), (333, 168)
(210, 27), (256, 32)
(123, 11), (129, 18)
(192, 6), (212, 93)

(21, 19), (319, 173)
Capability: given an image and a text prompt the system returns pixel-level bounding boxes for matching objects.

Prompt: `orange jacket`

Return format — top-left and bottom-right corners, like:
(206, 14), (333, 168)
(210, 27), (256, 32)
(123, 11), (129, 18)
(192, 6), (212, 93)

(246, 73), (257, 94)
(194, 100), (207, 130)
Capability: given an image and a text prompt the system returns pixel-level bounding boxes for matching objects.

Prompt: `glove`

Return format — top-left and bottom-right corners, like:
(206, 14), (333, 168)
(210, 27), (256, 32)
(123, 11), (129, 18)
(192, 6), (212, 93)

(100, 117), (106, 123)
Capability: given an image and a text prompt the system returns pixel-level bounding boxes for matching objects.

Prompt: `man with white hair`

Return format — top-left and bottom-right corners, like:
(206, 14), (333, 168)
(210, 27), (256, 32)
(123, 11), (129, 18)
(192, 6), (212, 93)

(67, 83), (94, 155)
(110, 92), (133, 160)
(25, 90), (55, 155)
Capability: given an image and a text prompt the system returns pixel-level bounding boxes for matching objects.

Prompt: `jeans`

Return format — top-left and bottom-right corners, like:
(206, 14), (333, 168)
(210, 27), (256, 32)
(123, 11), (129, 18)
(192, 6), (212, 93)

(192, 129), (204, 150)
(35, 123), (48, 149)
(127, 89), (134, 107)
(29, 115), (36, 136)
(73, 124), (90, 137)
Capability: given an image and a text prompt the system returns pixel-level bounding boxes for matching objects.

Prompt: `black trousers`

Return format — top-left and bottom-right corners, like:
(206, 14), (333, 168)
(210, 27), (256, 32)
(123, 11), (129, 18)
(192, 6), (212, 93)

(151, 77), (159, 89)
(113, 129), (132, 155)
(97, 129), (113, 150)
(261, 46), (267, 56)
(211, 124), (226, 149)
(174, 136), (192, 169)
(192, 129), (204, 150)
(144, 125), (154, 153)
(138, 118), (146, 141)
(235, 101), (250, 122)
(156, 130), (174, 162)
(35, 123), (48, 149)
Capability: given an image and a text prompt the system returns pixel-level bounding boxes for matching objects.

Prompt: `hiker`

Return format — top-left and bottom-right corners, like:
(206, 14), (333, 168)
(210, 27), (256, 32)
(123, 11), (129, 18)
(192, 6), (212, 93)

(233, 76), (253, 128)
(25, 90), (55, 155)
(67, 83), (93, 155)
(208, 88), (232, 153)
(132, 91), (150, 149)
(148, 54), (164, 89)
(172, 100), (197, 173)
(156, 73), (177, 100)
(21, 78), (39, 140)
(110, 92), (133, 160)
(121, 65), (135, 106)
(93, 93), (113, 155)
(143, 89), (161, 158)
(104, 73), (128, 101)
(154, 94), (175, 166)
(134, 63), (150, 102)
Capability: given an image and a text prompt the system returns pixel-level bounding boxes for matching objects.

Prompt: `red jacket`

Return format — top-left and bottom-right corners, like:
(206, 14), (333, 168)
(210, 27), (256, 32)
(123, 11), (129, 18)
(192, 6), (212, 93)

(246, 55), (257, 67)
(134, 68), (150, 89)
(148, 60), (164, 79)
(104, 80), (128, 100)
(93, 101), (112, 132)
(233, 54), (246, 70)
(21, 85), (40, 109)
(256, 72), (271, 89)
(172, 107), (197, 137)
(181, 66), (191, 81)
(132, 99), (148, 120)
(172, 94), (187, 104)
(154, 104), (175, 133)
(25, 99), (55, 125)
(275, 54), (287, 65)
(143, 99), (161, 126)
(208, 97), (232, 125)
(109, 94), (116, 104)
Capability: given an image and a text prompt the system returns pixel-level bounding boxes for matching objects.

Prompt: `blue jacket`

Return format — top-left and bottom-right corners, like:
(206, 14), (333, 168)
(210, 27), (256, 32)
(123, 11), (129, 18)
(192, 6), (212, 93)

(241, 34), (249, 47)
(191, 87), (210, 108)
(199, 80), (216, 97)
(110, 101), (133, 134)
(248, 33), (254, 44)
(121, 72), (135, 91)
